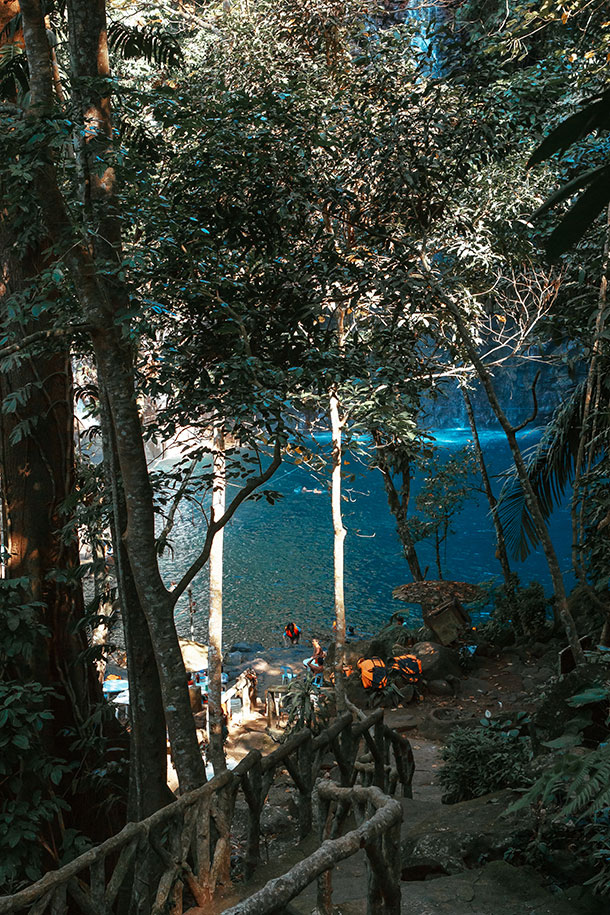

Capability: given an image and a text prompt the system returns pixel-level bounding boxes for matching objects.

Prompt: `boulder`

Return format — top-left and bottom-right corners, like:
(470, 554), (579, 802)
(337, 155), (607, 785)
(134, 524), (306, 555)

(261, 803), (292, 835)
(460, 676), (490, 696)
(383, 708), (418, 731)
(226, 651), (243, 667)
(410, 641), (462, 681)
(401, 790), (533, 880)
(326, 639), (370, 670)
(397, 684), (415, 704)
(399, 861), (599, 915)
(427, 679), (453, 697)
(369, 624), (410, 659)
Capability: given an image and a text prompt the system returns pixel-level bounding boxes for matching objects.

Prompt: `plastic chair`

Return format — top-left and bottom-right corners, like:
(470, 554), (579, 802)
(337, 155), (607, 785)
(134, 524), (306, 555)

(280, 665), (295, 685)
(311, 673), (323, 688)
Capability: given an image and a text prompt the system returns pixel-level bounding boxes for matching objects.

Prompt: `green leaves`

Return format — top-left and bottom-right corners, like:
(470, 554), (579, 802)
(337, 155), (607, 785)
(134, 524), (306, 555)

(108, 22), (183, 69)
(527, 88), (610, 257)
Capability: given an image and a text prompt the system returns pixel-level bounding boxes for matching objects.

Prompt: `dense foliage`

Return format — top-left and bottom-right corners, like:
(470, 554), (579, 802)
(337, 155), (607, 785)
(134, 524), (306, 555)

(440, 715), (533, 804)
(0, 0), (609, 893)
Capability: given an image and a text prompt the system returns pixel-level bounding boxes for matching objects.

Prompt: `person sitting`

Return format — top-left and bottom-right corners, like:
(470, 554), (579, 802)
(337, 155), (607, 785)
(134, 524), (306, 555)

(284, 621), (301, 646)
(303, 638), (325, 674)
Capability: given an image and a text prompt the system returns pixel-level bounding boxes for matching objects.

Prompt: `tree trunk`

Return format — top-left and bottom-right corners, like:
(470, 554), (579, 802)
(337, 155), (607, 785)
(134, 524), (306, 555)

(208, 423), (227, 774)
(0, 223), (117, 842)
(461, 388), (513, 588)
(372, 431), (424, 582)
(62, 0), (206, 791)
(330, 390), (346, 712)
(451, 307), (584, 665)
(99, 388), (174, 820)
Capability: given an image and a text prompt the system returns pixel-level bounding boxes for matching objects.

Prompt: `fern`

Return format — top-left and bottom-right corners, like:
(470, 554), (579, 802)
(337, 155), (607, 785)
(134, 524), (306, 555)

(107, 22), (183, 69)
(512, 743), (610, 820)
(563, 745), (610, 818)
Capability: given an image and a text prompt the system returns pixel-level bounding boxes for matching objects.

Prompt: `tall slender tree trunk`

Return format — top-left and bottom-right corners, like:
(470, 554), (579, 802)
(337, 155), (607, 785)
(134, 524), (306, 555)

(330, 390), (346, 712)
(461, 387), (513, 587)
(17, 0), (206, 791)
(208, 423), (226, 774)
(372, 431), (424, 582)
(451, 306), (584, 664)
(69, 0), (205, 791)
(98, 389), (174, 821)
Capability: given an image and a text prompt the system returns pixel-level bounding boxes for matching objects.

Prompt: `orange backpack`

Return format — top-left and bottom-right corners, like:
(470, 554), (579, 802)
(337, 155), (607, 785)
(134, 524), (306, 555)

(358, 657), (388, 689)
(389, 654), (422, 683)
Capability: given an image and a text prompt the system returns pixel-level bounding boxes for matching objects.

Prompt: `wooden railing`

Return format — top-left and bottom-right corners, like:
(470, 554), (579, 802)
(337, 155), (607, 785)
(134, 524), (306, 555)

(0, 709), (413, 915)
(224, 782), (403, 915)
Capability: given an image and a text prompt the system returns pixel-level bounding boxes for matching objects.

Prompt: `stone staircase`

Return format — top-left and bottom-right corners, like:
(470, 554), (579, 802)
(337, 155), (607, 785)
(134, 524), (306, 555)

(208, 737), (599, 915)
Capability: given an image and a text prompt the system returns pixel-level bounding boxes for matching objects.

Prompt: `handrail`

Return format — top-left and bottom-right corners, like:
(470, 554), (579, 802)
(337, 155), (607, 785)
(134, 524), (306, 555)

(0, 708), (413, 915)
(223, 783), (403, 915)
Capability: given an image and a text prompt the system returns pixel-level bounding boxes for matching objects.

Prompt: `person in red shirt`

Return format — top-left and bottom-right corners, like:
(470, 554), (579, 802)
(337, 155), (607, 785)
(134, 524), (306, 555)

(284, 622), (301, 646)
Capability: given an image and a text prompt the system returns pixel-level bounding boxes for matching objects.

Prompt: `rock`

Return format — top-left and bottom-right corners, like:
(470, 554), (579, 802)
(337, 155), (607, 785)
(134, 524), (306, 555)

(384, 708), (418, 731)
(369, 624), (411, 659)
(418, 707), (483, 740)
(461, 676), (490, 695)
(326, 639), (370, 670)
(399, 860), (598, 915)
(226, 651), (243, 666)
(427, 679), (453, 697)
(397, 684), (415, 704)
(410, 642), (462, 681)
(401, 790), (533, 880)
(231, 641), (264, 653)
(261, 804), (292, 835)
(529, 641), (547, 658)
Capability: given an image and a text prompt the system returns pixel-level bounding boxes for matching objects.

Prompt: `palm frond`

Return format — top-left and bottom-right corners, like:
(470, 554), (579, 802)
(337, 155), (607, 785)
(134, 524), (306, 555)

(107, 22), (183, 69)
(497, 383), (593, 561)
(0, 44), (29, 99)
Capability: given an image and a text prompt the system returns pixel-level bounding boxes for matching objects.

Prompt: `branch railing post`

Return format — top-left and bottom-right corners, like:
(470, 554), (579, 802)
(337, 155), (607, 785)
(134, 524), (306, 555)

(241, 755), (263, 878)
(297, 733), (314, 839)
(0, 710), (413, 915)
(373, 718), (385, 789)
(314, 783), (334, 915)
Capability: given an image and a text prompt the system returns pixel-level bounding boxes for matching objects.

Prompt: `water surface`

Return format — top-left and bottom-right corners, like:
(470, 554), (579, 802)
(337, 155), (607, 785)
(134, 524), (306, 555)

(160, 427), (571, 647)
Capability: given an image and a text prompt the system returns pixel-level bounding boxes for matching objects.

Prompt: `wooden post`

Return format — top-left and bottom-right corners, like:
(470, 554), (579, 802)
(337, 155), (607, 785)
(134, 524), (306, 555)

(315, 787), (333, 915)
(50, 883), (67, 915)
(193, 794), (212, 894)
(297, 735), (314, 839)
(373, 719), (385, 789)
(243, 757), (263, 878)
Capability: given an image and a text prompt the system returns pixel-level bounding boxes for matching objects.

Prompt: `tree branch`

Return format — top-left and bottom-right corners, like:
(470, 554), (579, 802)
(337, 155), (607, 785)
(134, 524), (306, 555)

(170, 438), (282, 605)
(0, 326), (91, 361)
(512, 369), (541, 433)
(155, 458), (197, 556)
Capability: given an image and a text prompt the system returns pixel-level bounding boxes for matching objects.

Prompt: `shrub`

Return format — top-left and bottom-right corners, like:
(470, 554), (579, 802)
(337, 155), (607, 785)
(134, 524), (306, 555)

(477, 576), (549, 646)
(440, 718), (533, 804)
(281, 675), (330, 740)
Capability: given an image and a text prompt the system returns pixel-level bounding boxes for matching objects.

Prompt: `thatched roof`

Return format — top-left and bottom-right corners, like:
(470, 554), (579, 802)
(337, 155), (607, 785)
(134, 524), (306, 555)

(392, 580), (483, 605)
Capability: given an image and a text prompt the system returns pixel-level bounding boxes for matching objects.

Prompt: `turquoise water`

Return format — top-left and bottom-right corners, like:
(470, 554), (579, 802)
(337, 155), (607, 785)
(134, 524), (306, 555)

(160, 427), (572, 648)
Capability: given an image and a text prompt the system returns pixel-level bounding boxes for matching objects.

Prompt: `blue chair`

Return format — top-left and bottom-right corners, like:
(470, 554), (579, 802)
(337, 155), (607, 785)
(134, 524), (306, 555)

(280, 665), (295, 685)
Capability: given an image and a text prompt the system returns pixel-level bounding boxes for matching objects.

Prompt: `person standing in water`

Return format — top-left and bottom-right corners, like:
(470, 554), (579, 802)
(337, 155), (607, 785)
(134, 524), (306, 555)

(284, 622), (301, 646)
